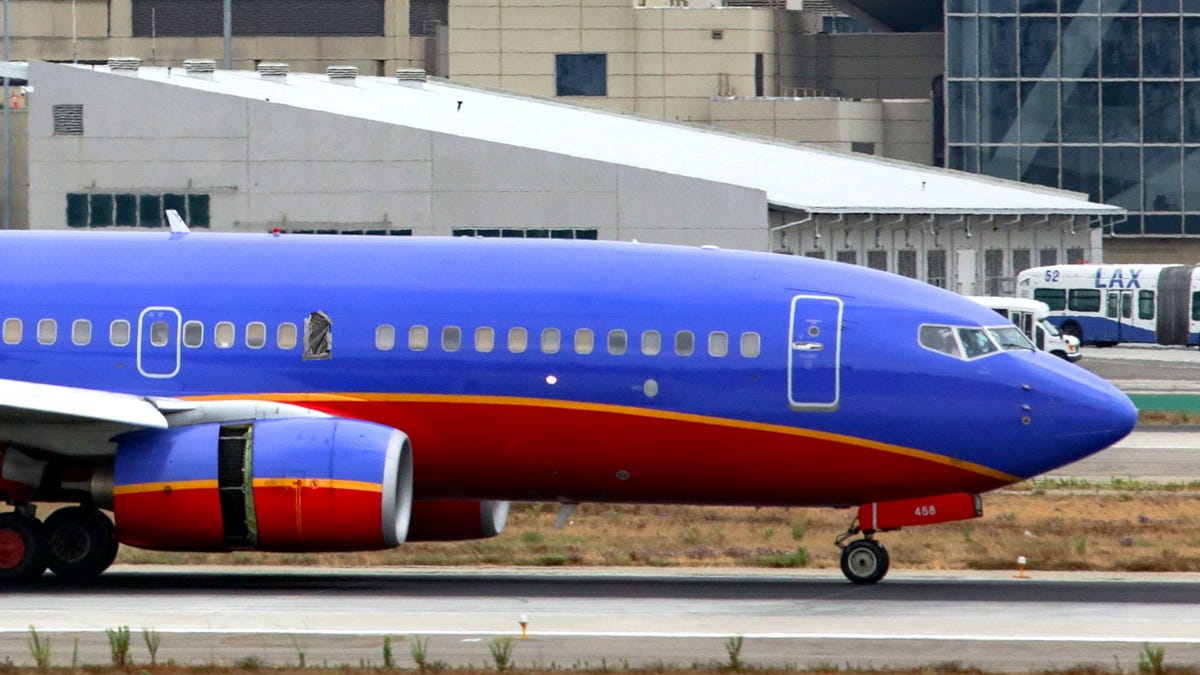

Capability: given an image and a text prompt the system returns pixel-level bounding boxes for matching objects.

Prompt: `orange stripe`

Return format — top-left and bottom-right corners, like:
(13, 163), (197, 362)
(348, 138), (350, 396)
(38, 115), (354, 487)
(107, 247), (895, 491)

(113, 479), (216, 496)
(181, 392), (1020, 484)
(252, 478), (383, 493)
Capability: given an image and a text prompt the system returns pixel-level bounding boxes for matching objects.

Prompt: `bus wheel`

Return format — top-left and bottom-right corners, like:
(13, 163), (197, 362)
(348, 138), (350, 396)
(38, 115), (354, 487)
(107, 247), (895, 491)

(1061, 322), (1082, 342)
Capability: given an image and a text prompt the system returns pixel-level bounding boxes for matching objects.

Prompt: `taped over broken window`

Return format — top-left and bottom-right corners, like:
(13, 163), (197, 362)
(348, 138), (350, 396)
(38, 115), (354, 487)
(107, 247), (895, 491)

(303, 311), (332, 361)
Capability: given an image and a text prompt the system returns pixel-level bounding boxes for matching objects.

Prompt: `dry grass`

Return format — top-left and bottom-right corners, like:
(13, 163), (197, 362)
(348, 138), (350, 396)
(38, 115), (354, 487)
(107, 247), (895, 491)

(2, 667), (1198, 675)
(113, 491), (1200, 573)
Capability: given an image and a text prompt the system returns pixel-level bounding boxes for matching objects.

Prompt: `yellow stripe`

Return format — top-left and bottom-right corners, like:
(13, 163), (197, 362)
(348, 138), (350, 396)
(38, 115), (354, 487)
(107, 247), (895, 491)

(113, 479), (216, 496)
(181, 392), (1020, 484)
(252, 477), (383, 493)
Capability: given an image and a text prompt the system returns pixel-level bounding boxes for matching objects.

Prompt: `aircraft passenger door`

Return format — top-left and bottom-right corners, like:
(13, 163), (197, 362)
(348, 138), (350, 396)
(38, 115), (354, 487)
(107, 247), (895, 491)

(788, 295), (843, 411)
(137, 306), (182, 379)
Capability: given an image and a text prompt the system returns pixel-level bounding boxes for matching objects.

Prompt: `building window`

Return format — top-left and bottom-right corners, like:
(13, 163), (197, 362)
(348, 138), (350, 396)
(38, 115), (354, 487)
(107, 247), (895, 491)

(927, 249), (947, 288)
(66, 192), (211, 228)
(984, 248), (1005, 295)
(556, 53), (607, 96)
(867, 250), (888, 271)
(52, 104), (83, 135)
(836, 250), (858, 265)
(897, 250), (918, 279)
(452, 227), (597, 239)
(132, 0), (385, 37)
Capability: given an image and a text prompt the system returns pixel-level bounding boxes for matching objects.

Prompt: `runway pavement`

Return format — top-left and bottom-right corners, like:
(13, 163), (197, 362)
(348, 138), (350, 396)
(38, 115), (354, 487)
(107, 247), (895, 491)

(5, 567), (1200, 672)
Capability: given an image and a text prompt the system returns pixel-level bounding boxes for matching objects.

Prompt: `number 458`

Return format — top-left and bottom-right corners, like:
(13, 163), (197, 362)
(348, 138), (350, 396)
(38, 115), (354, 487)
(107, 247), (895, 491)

(914, 505), (937, 517)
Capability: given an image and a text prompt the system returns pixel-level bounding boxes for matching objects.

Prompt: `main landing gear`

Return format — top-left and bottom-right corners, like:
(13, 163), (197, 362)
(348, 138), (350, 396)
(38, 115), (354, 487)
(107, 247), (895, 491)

(0, 505), (118, 583)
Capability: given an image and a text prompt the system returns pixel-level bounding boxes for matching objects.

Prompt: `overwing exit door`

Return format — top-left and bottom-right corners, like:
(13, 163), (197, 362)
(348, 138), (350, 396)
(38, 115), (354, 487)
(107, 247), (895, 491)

(137, 306), (182, 378)
(788, 294), (842, 410)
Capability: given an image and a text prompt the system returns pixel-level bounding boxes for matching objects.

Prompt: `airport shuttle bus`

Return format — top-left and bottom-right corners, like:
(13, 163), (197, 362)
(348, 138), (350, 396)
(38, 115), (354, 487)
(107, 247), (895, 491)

(1016, 264), (1200, 346)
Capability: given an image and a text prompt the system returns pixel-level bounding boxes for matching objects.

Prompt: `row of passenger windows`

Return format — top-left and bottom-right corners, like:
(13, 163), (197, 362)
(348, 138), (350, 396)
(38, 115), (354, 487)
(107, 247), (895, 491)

(0, 317), (764, 359)
(1035, 288), (1160, 321)
(376, 325), (763, 358)
(1, 318), (300, 350)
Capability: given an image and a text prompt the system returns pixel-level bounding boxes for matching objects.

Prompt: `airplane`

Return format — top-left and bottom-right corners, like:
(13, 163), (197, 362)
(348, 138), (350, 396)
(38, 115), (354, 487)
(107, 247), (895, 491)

(0, 219), (1137, 584)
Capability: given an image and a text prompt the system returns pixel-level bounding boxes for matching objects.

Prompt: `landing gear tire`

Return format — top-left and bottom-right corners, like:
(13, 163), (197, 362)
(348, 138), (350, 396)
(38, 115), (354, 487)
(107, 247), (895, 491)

(0, 512), (48, 583)
(840, 539), (889, 585)
(45, 507), (118, 581)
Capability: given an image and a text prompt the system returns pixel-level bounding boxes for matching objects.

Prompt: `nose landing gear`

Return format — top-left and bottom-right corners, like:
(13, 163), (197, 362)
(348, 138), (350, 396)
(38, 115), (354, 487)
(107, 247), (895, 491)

(835, 520), (890, 584)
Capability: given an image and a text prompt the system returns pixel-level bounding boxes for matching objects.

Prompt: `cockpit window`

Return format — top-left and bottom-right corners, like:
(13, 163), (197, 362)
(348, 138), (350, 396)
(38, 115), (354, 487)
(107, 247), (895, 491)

(987, 325), (1035, 351)
(919, 324), (961, 357)
(958, 327), (999, 358)
(920, 323), (1005, 361)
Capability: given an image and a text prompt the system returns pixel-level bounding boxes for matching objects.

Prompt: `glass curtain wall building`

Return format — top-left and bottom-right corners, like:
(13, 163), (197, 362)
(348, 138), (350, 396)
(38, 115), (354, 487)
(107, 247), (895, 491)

(945, 0), (1200, 235)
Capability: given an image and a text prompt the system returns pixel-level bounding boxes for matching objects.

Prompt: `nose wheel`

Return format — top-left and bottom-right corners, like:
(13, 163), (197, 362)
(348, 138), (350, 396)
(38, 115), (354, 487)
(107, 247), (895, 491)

(839, 538), (889, 584)
(835, 519), (890, 584)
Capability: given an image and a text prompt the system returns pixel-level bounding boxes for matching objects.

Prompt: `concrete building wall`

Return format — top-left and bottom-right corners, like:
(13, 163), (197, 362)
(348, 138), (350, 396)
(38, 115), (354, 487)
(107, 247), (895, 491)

(0, 107), (29, 229)
(27, 62), (767, 246)
(709, 97), (931, 163)
(6, 0), (427, 75)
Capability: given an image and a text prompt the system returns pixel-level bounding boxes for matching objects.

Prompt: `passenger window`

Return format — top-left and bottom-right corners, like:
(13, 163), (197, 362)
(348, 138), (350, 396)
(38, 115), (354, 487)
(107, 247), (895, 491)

(442, 326), (462, 352)
(1121, 293), (1133, 319)
(1139, 291), (1155, 320)
(508, 327), (528, 353)
(110, 320), (130, 347)
(71, 320), (91, 346)
(149, 321), (169, 347)
(37, 319), (57, 346)
(408, 325), (429, 351)
(1193, 292), (1200, 321)
(708, 331), (728, 357)
(608, 329), (627, 355)
(740, 332), (760, 358)
(919, 325), (960, 357)
(215, 321), (235, 348)
(574, 328), (594, 355)
(641, 330), (661, 356)
(1033, 288), (1066, 311)
(3, 318), (21, 345)
(277, 322), (298, 349)
(958, 327), (998, 358)
(375, 324), (396, 351)
(541, 328), (561, 354)
(1068, 289), (1101, 312)
(475, 326), (495, 353)
(246, 322), (267, 349)
(1106, 292), (1119, 318)
(674, 330), (694, 356)
(183, 321), (203, 348)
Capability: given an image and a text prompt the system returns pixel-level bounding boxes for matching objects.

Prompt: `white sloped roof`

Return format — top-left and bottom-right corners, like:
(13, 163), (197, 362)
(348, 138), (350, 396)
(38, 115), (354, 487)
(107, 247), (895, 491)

(61, 62), (1121, 216)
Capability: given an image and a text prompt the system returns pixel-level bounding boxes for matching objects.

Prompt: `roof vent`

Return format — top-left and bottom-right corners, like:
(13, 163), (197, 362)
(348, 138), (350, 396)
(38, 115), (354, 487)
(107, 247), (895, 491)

(396, 68), (427, 85)
(327, 65), (358, 85)
(183, 59), (217, 80)
(107, 57), (142, 76)
(257, 62), (289, 83)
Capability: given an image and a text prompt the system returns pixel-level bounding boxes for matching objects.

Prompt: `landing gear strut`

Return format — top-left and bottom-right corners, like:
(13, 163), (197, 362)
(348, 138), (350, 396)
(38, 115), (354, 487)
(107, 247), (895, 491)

(835, 519), (890, 585)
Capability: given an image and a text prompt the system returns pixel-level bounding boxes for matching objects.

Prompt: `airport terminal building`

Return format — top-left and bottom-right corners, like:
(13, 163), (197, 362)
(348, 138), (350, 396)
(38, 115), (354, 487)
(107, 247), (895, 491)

(16, 60), (1117, 296)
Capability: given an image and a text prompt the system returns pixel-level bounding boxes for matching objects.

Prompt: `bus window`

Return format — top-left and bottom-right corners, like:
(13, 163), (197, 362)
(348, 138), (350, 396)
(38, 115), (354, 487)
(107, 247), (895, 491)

(1193, 292), (1200, 321)
(1068, 289), (1101, 312)
(1034, 288), (1066, 311)
(1138, 290), (1155, 320)
(1121, 293), (1133, 319)
(1106, 292), (1119, 318)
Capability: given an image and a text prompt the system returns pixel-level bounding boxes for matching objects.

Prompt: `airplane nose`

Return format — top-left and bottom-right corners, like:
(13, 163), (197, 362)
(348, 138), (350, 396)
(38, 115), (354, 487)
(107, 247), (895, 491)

(1028, 362), (1138, 477)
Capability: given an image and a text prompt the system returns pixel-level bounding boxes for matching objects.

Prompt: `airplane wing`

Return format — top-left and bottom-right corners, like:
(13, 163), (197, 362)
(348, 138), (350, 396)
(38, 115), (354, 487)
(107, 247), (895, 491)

(0, 377), (326, 458)
(0, 378), (171, 428)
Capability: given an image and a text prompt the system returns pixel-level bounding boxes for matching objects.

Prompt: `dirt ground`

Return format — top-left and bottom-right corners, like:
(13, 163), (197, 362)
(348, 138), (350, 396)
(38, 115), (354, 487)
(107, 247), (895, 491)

(115, 490), (1200, 573)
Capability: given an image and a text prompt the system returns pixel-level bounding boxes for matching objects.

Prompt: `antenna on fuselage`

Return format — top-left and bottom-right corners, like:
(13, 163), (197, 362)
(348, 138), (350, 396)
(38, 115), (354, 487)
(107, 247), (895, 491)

(165, 209), (190, 235)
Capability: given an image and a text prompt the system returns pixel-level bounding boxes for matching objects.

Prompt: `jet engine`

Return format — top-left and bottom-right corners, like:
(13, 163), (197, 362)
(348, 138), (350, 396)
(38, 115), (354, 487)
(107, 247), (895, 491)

(111, 418), (412, 552)
(406, 499), (510, 541)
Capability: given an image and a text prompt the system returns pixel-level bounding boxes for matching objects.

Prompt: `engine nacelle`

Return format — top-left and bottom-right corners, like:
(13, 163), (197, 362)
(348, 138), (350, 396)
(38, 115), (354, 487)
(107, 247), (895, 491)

(112, 418), (413, 552)
(406, 500), (510, 542)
